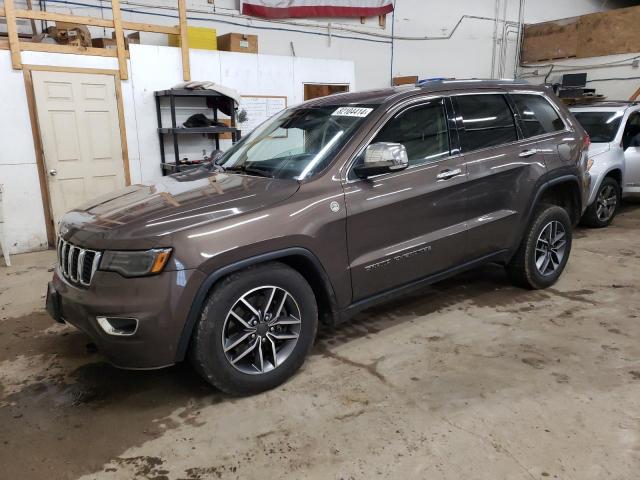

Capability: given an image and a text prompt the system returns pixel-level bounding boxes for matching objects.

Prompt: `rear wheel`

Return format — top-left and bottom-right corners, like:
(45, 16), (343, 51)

(581, 177), (620, 228)
(190, 262), (318, 395)
(506, 205), (572, 289)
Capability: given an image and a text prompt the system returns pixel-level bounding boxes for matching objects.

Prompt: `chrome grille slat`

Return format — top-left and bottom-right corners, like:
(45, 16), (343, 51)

(56, 236), (101, 287)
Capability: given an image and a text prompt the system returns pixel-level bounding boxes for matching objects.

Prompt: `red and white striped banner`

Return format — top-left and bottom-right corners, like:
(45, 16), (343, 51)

(241, 1), (394, 19)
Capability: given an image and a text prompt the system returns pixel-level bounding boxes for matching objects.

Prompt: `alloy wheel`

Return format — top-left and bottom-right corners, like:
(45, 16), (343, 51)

(595, 184), (617, 222)
(221, 286), (302, 375)
(534, 220), (567, 276)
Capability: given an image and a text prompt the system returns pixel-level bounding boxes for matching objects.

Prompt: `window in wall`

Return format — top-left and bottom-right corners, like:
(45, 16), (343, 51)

(371, 101), (450, 166)
(512, 94), (565, 137)
(455, 94), (518, 151)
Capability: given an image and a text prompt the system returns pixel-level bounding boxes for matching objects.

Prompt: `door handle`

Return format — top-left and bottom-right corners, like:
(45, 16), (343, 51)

(49, 169), (57, 176)
(436, 168), (463, 180)
(519, 149), (538, 158)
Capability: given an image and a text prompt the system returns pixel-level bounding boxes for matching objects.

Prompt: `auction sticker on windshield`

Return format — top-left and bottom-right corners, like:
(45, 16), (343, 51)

(332, 107), (373, 117)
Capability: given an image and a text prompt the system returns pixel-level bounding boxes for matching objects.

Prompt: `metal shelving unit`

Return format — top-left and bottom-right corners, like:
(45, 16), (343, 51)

(155, 89), (241, 175)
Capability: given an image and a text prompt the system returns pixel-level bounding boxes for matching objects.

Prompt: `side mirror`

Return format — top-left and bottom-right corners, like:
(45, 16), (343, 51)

(353, 142), (409, 178)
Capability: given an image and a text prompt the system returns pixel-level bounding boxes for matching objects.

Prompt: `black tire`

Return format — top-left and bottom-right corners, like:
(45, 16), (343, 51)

(189, 262), (318, 395)
(506, 205), (572, 290)
(580, 176), (620, 228)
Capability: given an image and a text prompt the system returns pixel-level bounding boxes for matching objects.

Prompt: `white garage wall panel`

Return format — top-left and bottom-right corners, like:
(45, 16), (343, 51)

(130, 44), (354, 183)
(6, 0), (614, 91)
(0, 52), (48, 254)
(0, 46), (355, 254)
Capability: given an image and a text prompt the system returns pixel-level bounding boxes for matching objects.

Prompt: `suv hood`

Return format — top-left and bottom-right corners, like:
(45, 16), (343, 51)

(60, 169), (299, 249)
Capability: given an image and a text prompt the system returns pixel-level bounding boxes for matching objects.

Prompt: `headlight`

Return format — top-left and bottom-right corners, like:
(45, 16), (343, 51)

(100, 248), (172, 277)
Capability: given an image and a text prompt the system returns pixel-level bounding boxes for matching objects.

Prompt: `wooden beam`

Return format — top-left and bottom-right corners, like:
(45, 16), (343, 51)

(0, 39), (131, 58)
(121, 21), (179, 35)
(14, 9), (114, 28)
(24, 0), (38, 38)
(110, 0), (128, 80)
(10, 9), (179, 35)
(178, 0), (190, 81)
(4, 0), (22, 69)
(630, 86), (640, 102)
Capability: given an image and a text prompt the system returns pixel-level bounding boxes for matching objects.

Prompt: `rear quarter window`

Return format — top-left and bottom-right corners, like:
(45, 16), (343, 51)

(454, 94), (518, 152)
(511, 94), (565, 138)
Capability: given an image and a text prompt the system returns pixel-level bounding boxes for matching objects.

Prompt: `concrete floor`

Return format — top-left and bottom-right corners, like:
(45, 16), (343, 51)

(1, 204), (639, 480)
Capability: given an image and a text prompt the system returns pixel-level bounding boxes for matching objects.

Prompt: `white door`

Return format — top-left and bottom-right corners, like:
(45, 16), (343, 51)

(622, 111), (640, 194)
(32, 70), (126, 227)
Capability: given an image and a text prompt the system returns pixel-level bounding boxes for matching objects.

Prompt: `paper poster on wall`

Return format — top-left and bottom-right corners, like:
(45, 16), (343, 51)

(237, 95), (288, 136)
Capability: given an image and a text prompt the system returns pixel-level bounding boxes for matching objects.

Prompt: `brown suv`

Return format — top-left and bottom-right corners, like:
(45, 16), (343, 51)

(46, 80), (590, 394)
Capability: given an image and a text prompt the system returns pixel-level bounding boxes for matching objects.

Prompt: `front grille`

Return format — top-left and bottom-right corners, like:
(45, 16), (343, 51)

(57, 237), (102, 286)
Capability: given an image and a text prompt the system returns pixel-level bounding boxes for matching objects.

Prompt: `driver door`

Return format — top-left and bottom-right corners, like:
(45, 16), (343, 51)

(622, 111), (640, 194)
(343, 98), (469, 301)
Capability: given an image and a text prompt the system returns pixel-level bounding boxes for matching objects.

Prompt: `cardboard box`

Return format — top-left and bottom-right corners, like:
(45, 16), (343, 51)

(217, 33), (258, 54)
(392, 75), (418, 86)
(169, 26), (217, 50)
(92, 37), (116, 49)
(111, 31), (140, 49)
(93, 33), (140, 50)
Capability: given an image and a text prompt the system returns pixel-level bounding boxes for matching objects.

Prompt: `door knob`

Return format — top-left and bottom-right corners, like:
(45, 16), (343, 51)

(436, 168), (463, 180)
(49, 169), (57, 176)
(519, 149), (538, 158)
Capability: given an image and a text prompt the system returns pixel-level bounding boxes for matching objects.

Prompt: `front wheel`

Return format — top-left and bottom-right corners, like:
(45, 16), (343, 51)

(581, 177), (620, 228)
(506, 205), (573, 290)
(190, 262), (318, 395)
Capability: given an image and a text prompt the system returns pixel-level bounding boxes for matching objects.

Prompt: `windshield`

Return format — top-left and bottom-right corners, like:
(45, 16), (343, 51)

(217, 105), (376, 180)
(573, 111), (624, 143)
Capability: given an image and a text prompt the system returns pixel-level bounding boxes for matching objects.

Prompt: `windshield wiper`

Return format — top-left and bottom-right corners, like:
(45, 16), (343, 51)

(225, 165), (273, 178)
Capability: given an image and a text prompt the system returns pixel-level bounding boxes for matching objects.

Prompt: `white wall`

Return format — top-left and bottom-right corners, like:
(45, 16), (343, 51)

(519, 53), (640, 100)
(0, 51), (127, 254)
(6, 0), (618, 91)
(129, 44), (355, 184)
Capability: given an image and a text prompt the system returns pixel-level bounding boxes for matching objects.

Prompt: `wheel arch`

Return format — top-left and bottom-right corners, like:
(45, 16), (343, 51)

(603, 168), (623, 189)
(175, 247), (339, 362)
(510, 174), (582, 263)
(534, 175), (583, 225)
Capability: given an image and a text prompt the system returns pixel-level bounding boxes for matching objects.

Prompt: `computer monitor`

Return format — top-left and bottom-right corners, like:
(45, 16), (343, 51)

(562, 73), (587, 88)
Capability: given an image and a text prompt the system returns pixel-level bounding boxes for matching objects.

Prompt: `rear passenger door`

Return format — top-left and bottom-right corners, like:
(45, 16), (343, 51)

(622, 111), (640, 193)
(452, 92), (551, 260)
(343, 97), (469, 301)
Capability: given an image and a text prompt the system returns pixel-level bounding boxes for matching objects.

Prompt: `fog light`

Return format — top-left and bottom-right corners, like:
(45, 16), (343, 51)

(96, 316), (139, 336)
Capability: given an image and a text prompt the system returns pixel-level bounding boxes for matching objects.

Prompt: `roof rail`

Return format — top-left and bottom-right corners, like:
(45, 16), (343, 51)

(416, 77), (530, 87)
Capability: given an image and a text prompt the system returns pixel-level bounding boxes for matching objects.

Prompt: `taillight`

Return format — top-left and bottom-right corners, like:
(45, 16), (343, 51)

(583, 135), (591, 150)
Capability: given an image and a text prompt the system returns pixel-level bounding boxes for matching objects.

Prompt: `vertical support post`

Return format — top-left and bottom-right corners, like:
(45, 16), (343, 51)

(170, 94), (180, 170)
(25, 0), (38, 37)
(178, 0), (191, 82)
(111, 0), (128, 80)
(4, 0), (22, 70)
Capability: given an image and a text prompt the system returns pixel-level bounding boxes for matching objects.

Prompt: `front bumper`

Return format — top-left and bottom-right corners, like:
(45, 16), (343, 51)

(46, 266), (205, 369)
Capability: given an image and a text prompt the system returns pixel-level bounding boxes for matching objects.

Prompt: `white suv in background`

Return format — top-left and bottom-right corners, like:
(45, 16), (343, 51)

(570, 102), (640, 227)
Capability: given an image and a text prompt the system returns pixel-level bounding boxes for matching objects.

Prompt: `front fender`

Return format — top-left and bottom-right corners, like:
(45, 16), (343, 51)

(587, 149), (625, 206)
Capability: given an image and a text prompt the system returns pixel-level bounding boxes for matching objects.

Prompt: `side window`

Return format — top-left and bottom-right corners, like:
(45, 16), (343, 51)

(371, 101), (450, 166)
(623, 112), (640, 150)
(455, 94), (518, 151)
(511, 94), (565, 138)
